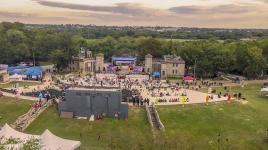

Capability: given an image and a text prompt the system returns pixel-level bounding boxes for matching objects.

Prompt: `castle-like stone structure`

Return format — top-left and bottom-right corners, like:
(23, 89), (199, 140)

(145, 54), (185, 79)
(68, 48), (104, 75)
(69, 49), (185, 78)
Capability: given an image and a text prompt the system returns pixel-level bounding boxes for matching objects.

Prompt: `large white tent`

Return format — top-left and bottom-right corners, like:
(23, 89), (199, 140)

(0, 124), (39, 142)
(0, 124), (39, 150)
(0, 124), (81, 150)
(261, 87), (268, 92)
(9, 73), (23, 80)
(40, 129), (81, 150)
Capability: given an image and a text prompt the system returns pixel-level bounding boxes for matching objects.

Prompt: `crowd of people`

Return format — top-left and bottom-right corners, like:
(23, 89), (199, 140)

(58, 74), (231, 106)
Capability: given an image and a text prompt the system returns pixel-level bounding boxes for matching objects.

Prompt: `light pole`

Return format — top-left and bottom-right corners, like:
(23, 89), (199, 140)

(194, 58), (197, 80)
(32, 48), (36, 67)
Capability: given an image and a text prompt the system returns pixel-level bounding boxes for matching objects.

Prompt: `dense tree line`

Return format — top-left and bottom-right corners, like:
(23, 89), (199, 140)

(0, 22), (267, 79)
(27, 24), (268, 40)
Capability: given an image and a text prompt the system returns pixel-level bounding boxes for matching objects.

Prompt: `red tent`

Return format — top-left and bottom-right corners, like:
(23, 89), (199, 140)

(183, 76), (194, 81)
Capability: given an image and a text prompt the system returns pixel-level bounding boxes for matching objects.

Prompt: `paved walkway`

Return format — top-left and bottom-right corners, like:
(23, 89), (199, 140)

(2, 73), (55, 101)
(139, 88), (228, 105)
(2, 91), (39, 101)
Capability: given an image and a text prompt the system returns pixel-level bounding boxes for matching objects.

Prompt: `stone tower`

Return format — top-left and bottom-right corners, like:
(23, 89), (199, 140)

(95, 53), (104, 72)
(145, 54), (153, 74)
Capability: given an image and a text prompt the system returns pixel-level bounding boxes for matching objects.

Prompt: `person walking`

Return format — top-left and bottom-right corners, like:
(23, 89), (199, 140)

(205, 95), (209, 105)
(181, 96), (185, 107)
(227, 94), (232, 103)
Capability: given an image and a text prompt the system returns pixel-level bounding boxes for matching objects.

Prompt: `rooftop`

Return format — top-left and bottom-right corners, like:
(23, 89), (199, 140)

(112, 57), (136, 61)
(68, 87), (121, 92)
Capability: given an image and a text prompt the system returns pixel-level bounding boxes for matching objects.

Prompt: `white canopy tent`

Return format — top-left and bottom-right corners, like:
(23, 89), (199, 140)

(40, 129), (81, 150)
(0, 124), (81, 150)
(0, 124), (39, 141)
(0, 124), (39, 150)
(261, 87), (268, 92)
(9, 74), (23, 80)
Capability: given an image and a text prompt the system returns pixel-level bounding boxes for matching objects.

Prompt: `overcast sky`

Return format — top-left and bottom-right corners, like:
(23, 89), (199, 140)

(0, 0), (268, 28)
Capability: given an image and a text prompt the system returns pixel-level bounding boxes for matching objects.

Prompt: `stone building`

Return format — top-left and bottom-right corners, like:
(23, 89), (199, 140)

(0, 69), (9, 83)
(95, 53), (104, 72)
(144, 54), (153, 73)
(69, 49), (104, 75)
(145, 54), (185, 79)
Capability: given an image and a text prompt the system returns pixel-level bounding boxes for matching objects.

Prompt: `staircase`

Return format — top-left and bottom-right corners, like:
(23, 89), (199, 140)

(146, 104), (164, 130)
(11, 101), (51, 131)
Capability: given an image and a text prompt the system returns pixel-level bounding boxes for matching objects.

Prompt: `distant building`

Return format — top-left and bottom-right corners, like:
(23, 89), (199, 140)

(58, 88), (128, 119)
(68, 48), (104, 75)
(0, 64), (9, 83)
(69, 49), (185, 78)
(0, 69), (9, 83)
(145, 54), (185, 79)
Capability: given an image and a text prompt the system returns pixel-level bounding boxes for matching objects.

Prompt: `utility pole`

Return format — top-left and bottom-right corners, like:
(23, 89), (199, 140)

(33, 48), (36, 67)
(194, 58), (197, 80)
(170, 33), (174, 55)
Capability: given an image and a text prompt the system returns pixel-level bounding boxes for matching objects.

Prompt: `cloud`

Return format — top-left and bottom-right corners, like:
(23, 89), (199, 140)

(0, 11), (69, 24)
(1, 1), (268, 28)
(169, 4), (255, 14)
(0, 11), (34, 18)
(33, 0), (166, 17)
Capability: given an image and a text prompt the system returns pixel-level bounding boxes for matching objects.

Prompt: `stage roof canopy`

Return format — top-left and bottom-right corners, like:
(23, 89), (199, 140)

(112, 57), (136, 62)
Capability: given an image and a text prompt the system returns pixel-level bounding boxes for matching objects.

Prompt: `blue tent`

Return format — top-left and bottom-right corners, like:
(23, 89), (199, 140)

(7, 66), (31, 75)
(152, 72), (161, 78)
(23, 67), (42, 76)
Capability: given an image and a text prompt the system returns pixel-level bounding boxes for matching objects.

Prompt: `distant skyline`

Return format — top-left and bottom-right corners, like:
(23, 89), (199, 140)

(0, 0), (268, 28)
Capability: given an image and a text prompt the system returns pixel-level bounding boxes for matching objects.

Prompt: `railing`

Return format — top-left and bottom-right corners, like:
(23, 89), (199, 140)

(145, 104), (165, 130)
(11, 101), (51, 131)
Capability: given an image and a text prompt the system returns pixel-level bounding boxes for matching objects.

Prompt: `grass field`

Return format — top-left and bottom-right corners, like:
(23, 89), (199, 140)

(0, 81), (41, 89)
(25, 83), (268, 150)
(25, 106), (153, 150)
(0, 96), (33, 126)
(158, 84), (268, 150)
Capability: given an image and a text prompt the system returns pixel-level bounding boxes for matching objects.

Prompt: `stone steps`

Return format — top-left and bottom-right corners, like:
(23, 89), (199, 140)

(11, 101), (51, 131)
(146, 104), (164, 130)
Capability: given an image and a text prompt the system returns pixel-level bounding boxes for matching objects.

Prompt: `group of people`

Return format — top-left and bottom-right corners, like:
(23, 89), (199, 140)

(60, 74), (236, 106)
(131, 96), (150, 106)
(31, 99), (43, 112)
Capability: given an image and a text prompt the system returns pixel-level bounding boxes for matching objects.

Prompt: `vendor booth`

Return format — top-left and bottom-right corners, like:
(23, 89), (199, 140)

(9, 74), (23, 81)
(183, 76), (194, 82)
(152, 72), (161, 79)
(7, 66), (42, 81)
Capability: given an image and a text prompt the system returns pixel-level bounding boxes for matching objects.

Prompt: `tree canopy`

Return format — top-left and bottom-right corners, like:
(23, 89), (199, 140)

(0, 22), (267, 79)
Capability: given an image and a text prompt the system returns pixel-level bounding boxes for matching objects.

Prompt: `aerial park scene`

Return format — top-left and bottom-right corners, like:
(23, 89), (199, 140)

(0, 0), (268, 149)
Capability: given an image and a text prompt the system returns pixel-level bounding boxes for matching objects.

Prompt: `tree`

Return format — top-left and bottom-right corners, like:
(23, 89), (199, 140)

(49, 49), (68, 71)
(244, 47), (266, 78)
(136, 37), (163, 57)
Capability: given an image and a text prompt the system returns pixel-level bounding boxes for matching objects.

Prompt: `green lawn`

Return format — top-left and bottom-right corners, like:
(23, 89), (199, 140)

(25, 83), (268, 150)
(157, 84), (268, 150)
(0, 81), (41, 89)
(0, 96), (33, 126)
(25, 106), (153, 150)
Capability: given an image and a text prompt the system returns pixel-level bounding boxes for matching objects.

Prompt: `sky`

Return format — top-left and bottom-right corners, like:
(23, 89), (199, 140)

(0, 0), (268, 28)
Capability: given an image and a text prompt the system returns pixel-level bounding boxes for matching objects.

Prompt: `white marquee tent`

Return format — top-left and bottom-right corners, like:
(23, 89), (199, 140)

(40, 129), (81, 150)
(0, 124), (81, 150)
(9, 73), (23, 81)
(261, 87), (268, 92)
(0, 124), (39, 141)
